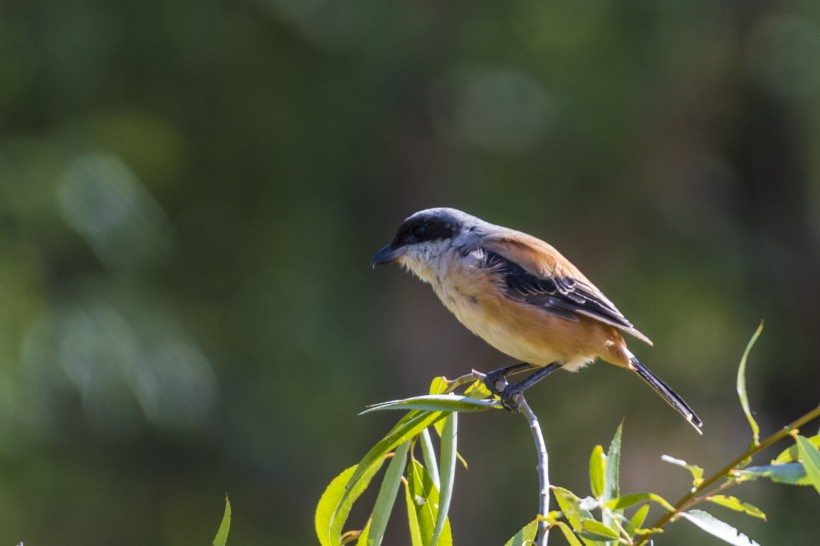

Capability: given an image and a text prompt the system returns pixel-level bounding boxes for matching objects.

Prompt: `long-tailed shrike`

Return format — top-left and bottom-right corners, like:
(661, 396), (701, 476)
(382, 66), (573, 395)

(372, 207), (702, 433)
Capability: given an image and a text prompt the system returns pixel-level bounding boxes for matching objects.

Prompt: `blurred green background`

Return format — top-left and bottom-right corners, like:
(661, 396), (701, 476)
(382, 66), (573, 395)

(1, 0), (819, 544)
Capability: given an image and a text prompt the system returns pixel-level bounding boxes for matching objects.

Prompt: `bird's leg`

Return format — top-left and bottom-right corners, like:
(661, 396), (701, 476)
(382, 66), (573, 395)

(483, 362), (537, 396)
(499, 363), (562, 412)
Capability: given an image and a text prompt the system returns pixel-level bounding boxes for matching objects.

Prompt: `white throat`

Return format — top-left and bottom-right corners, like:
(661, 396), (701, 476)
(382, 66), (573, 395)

(399, 241), (455, 286)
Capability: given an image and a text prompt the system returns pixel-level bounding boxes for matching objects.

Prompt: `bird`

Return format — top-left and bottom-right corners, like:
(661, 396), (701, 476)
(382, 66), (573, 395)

(371, 207), (702, 433)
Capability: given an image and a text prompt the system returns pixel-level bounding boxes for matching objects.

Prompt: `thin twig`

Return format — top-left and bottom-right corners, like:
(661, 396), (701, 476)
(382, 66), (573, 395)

(513, 392), (550, 546)
(443, 370), (486, 393)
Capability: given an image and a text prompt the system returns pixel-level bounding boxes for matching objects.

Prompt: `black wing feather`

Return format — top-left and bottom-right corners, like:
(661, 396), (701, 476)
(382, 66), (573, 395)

(481, 249), (636, 330)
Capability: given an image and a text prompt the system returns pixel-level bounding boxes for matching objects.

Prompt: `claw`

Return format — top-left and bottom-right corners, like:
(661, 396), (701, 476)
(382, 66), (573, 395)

(500, 385), (525, 413)
(483, 372), (509, 397)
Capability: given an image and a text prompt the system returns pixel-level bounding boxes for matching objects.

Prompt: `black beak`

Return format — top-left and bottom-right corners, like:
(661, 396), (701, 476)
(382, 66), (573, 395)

(371, 244), (403, 268)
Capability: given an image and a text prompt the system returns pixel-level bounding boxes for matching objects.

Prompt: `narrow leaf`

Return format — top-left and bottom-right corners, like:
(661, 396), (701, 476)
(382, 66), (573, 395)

(361, 394), (501, 414)
(552, 487), (596, 546)
(705, 495), (766, 521)
(464, 380), (493, 398)
(502, 520), (538, 546)
(316, 466), (358, 546)
(407, 459), (452, 546)
(552, 521), (585, 546)
(327, 409), (441, 546)
(552, 486), (594, 528)
(736, 462), (810, 486)
(368, 442), (411, 546)
(419, 429), (440, 489)
(578, 519), (620, 541)
(404, 479), (424, 546)
(317, 459), (387, 546)
(661, 454), (704, 487)
(796, 434), (820, 494)
(737, 322), (763, 446)
(679, 509), (760, 546)
(344, 409), (444, 509)
(628, 503), (650, 533)
(354, 522), (370, 546)
(601, 423), (623, 541)
(316, 466), (356, 546)
(212, 495), (231, 546)
(429, 377), (448, 395)
(589, 445), (606, 498)
(604, 424), (622, 503)
(605, 492), (676, 513)
(773, 434), (820, 464)
(408, 459), (436, 543)
(432, 413), (457, 546)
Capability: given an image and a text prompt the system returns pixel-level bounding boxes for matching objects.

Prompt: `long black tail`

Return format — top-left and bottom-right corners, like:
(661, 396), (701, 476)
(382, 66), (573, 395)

(629, 355), (703, 434)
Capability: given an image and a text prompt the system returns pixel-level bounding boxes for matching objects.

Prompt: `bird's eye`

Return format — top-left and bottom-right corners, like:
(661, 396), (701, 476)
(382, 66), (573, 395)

(412, 225), (428, 239)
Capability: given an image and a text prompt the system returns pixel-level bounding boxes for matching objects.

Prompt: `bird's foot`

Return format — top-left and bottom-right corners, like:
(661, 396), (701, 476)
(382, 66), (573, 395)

(483, 363), (533, 397)
(483, 369), (510, 397)
(483, 372), (524, 413)
(499, 384), (526, 413)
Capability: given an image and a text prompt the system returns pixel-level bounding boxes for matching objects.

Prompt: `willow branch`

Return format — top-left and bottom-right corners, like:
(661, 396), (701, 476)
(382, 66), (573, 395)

(635, 404), (820, 546)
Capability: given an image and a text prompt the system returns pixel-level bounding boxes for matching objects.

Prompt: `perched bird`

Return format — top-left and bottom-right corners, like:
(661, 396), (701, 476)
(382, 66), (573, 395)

(372, 207), (702, 433)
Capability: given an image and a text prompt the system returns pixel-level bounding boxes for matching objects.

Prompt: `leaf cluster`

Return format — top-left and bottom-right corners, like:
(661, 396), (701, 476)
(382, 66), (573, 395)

(315, 323), (820, 545)
(315, 379), (497, 546)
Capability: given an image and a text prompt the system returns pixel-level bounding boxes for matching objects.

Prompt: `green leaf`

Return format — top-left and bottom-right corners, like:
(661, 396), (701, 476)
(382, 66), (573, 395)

(679, 509), (760, 546)
(321, 409), (442, 546)
(426, 380), (452, 435)
(773, 434), (820, 463)
(552, 487), (596, 546)
(316, 465), (356, 546)
(589, 445), (606, 498)
(464, 380), (492, 398)
(407, 459), (452, 546)
(661, 454), (704, 487)
(577, 519), (620, 541)
(735, 462), (810, 486)
(429, 377), (449, 395)
(627, 503), (650, 533)
(368, 442), (411, 546)
(604, 492), (676, 513)
(361, 394), (501, 414)
(552, 486), (594, 528)
(404, 479), (424, 546)
(796, 434), (820, 494)
(600, 423), (623, 542)
(431, 413), (457, 546)
(737, 322), (764, 446)
(316, 460), (386, 546)
(551, 521), (585, 546)
(419, 429), (440, 489)
(502, 520), (538, 546)
(344, 409), (444, 509)
(603, 424), (622, 503)
(355, 521), (370, 546)
(212, 495), (231, 546)
(705, 495), (766, 520)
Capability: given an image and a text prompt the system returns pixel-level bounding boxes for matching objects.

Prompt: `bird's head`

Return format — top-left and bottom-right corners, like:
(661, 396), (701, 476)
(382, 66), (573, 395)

(371, 207), (485, 280)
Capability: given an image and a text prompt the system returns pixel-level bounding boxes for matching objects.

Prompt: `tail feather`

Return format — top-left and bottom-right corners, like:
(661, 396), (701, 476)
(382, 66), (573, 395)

(629, 355), (703, 434)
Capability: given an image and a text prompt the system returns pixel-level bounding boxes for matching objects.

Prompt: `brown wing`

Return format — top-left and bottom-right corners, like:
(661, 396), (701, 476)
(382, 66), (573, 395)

(479, 233), (653, 345)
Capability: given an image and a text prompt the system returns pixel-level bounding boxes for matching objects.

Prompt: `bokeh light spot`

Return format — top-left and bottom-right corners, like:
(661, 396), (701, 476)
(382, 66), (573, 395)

(56, 151), (171, 269)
